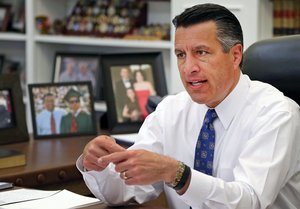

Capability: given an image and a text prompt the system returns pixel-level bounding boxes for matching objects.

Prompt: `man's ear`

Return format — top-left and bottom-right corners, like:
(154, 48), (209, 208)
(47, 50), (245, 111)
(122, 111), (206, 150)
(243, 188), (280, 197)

(231, 44), (243, 69)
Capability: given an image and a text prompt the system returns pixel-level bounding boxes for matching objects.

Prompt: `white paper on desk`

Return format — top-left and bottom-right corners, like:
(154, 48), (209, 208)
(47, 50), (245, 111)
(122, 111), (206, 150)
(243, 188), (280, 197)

(0, 188), (60, 206)
(0, 189), (101, 209)
(111, 133), (138, 144)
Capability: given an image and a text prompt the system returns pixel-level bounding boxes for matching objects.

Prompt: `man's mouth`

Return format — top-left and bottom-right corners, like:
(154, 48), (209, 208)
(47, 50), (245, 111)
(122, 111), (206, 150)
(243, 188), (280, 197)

(189, 80), (207, 86)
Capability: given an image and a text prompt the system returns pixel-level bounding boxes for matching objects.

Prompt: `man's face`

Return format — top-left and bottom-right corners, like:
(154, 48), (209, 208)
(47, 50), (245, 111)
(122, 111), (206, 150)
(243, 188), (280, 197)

(66, 62), (74, 74)
(120, 68), (130, 79)
(79, 63), (88, 74)
(44, 95), (55, 111)
(68, 96), (80, 112)
(175, 21), (242, 107)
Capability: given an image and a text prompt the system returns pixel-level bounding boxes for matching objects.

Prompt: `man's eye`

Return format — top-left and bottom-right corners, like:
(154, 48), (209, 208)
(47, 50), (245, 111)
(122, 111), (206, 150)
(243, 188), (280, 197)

(176, 52), (185, 59)
(197, 50), (208, 56)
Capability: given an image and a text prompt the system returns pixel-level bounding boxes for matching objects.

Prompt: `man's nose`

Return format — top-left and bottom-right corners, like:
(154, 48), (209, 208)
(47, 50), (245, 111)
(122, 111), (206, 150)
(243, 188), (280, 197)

(184, 55), (200, 74)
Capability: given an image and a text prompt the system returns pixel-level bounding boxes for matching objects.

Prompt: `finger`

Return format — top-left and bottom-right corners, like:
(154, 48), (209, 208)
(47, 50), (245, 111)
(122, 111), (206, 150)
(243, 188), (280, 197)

(98, 150), (129, 166)
(97, 136), (126, 153)
(84, 162), (105, 171)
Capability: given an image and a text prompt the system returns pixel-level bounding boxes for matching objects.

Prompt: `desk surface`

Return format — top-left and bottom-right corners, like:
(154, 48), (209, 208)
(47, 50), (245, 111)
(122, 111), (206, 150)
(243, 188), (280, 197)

(0, 136), (94, 191)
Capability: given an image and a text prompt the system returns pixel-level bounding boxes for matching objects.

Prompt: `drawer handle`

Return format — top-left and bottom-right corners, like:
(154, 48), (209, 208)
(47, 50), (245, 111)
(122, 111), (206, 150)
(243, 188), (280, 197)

(37, 173), (46, 184)
(58, 170), (67, 180)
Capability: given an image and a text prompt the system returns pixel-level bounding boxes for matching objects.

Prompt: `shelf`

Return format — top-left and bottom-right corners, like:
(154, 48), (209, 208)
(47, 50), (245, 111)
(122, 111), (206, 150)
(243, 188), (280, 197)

(34, 35), (172, 49)
(0, 33), (26, 41)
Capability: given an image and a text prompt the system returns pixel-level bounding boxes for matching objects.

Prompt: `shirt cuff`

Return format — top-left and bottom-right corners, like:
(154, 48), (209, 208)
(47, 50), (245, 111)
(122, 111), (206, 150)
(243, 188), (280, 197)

(179, 169), (214, 207)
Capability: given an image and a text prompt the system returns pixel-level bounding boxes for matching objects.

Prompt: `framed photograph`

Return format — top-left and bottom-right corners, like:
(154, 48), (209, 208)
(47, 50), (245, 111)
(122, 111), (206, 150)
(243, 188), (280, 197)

(101, 52), (168, 134)
(0, 74), (29, 145)
(11, 0), (25, 33)
(0, 54), (4, 72)
(28, 82), (97, 139)
(0, 4), (11, 32)
(53, 53), (102, 100)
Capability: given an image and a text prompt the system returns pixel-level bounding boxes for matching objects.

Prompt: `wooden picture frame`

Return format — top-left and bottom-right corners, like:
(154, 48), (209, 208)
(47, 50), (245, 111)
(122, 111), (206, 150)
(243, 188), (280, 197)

(28, 82), (97, 139)
(0, 4), (11, 32)
(101, 52), (168, 134)
(53, 53), (102, 100)
(0, 74), (29, 145)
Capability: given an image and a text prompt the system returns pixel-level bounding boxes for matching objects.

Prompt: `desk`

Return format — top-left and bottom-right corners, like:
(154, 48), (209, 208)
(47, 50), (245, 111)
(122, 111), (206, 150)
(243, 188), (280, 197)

(0, 136), (169, 208)
(0, 136), (94, 195)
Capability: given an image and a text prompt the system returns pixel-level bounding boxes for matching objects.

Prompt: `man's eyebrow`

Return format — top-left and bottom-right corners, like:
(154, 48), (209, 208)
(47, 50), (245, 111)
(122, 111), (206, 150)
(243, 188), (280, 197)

(192, 45), (210, 51)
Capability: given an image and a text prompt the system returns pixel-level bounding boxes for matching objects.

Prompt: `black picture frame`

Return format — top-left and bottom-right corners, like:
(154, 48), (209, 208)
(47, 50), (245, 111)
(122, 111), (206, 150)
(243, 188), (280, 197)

(0, 54), (4, 72)
(28, 82), (97, 139)
(11, 0), (25, 33)
(101, 52), (168, 134)
(0, 4), (11, 32)
(53, 53), (103, 100)
(0, 74), (29, 145)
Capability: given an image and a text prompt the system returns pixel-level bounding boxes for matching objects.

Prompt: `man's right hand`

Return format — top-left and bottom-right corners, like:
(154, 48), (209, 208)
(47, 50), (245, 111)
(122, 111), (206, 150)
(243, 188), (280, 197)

(82, 135), (126, 171)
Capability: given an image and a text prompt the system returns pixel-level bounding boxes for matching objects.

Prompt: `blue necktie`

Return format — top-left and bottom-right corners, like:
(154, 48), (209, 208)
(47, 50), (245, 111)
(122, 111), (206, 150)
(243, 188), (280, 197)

(194, 109), (218, 175)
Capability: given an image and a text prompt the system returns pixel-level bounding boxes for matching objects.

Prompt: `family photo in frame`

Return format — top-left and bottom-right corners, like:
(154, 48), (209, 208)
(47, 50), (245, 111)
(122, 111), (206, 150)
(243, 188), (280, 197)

(0, 74), (28, 145)
(101, 52), (168, 134)
(28, 82), (97, 139)
(0, 4), (11, 31)
(53, 53), (102, 100)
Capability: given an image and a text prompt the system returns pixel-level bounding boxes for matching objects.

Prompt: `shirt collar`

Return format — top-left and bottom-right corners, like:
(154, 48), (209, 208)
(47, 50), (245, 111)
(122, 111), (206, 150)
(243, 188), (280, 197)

(214, 73), (250, 130)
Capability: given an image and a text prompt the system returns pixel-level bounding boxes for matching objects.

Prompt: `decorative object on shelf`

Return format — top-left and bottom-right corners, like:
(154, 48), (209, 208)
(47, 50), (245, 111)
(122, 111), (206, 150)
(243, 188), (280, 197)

(52, 19), (65, 34)
(0, 4), (11, 32)
(1, 59), (26, 96)
(62, 0), (148, 38)
(101, 52), (168, 134)
(28, 82), (97, 139)
(53, 53), (102, 100)
(35, 15), (50, 34)
(0, 74), (29, 145)
(124, 23), (171, 40)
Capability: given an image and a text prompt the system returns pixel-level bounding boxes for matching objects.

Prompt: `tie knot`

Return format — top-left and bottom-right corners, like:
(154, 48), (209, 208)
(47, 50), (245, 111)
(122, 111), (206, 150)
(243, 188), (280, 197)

(204, 109), (217, 124)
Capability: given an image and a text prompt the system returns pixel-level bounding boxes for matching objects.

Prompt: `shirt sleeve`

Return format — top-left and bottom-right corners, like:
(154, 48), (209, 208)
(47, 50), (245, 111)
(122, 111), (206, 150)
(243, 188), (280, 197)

(76, 154), (163, 206)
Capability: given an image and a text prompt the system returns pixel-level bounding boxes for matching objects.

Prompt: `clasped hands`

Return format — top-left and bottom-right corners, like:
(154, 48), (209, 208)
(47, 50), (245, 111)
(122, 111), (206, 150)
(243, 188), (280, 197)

(82, 135), (178, 185)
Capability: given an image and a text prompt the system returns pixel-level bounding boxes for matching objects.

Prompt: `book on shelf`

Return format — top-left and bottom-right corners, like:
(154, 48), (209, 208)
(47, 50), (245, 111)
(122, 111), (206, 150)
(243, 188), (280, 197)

(0, 149), (26, 169)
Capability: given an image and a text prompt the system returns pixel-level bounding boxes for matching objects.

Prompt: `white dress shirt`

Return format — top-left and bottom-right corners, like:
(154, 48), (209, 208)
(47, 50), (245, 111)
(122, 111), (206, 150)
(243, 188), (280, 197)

(77, 73), (300, 209)
(36, 108), (66, 135)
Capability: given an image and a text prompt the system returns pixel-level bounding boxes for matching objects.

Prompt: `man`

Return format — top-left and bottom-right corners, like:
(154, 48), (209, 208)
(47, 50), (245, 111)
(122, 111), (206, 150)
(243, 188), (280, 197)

(60, 88), (93, 134)
(59, 59), (77, 82)
(76, 4), (300, 209)
(114, 67), (134, 121)
(36, 93), (66, 135)
(77, 61), (96, 90)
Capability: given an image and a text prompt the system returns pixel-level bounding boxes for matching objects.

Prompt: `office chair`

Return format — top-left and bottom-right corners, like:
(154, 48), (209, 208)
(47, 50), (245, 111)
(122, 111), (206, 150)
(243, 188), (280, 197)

(243, 35), (300, 105)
